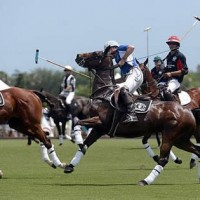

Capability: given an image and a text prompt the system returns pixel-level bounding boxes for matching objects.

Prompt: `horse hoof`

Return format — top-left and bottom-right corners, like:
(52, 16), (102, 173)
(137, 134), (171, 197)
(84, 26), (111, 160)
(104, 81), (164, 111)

(64, 165), (74, 173)
(190, 161), (196, 169)
(174, 158), (182, 164)
(58, 163), (67, 169)
(138, 180), (148, 186)
(51, 164), (57, 169)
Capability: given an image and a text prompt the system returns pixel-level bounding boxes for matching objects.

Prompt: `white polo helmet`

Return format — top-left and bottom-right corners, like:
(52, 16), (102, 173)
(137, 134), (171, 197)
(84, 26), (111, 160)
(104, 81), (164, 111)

(64, 65), (73, 71)
(104, 40), (119, 52)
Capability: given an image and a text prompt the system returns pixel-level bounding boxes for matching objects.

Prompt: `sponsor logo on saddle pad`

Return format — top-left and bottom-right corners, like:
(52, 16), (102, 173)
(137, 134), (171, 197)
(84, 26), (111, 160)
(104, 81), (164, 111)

(0, 92), (5, 106)
(135, 100), (152, 113)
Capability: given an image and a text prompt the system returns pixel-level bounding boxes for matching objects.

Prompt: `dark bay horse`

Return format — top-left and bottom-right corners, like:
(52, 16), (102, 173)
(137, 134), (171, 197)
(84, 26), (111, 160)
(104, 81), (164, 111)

(64, 51), (199, 185)
(33, 90), (91, 144)
(140, 63), (200, 168)
(0, 87), (65, 172)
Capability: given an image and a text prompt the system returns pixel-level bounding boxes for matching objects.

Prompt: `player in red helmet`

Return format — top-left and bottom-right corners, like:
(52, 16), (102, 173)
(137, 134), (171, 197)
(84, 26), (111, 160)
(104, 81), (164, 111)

(163, 35), (188, 100)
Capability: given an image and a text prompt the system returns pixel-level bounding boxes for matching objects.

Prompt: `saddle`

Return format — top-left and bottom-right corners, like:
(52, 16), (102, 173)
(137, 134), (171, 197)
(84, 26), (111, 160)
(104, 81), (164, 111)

(174, 89), (191, 105)
(110, 89), (152, 114)
(108, 89), (152, 137)
(158, 84), (191, 105)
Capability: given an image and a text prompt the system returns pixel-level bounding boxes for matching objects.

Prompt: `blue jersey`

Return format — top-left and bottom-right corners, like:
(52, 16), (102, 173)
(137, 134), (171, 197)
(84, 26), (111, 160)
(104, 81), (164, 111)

(114, 45), (139, 75)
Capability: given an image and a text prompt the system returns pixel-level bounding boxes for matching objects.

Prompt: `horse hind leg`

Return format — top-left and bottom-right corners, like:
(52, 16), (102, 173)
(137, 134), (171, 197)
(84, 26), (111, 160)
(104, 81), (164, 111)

(142, 135), (159, 163)
(190, 125), (200, 169)
(138, 140), (172, 186)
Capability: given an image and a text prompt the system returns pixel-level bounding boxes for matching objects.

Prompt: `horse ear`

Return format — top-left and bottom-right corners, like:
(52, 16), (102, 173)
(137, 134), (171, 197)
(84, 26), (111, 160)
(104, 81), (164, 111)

(144, 58), (148, 66)
(135, 58), (140, 65)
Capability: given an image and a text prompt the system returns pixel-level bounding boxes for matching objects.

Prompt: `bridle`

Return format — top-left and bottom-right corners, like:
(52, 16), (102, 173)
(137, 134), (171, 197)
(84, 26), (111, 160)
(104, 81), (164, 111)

(76, 52), (119, 99)
(140, 66), (159, 98)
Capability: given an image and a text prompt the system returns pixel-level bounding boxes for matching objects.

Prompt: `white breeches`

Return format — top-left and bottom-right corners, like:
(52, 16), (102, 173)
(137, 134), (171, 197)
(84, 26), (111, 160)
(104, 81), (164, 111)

(117, 67), (143, 93)
(167, 79), (180, 93)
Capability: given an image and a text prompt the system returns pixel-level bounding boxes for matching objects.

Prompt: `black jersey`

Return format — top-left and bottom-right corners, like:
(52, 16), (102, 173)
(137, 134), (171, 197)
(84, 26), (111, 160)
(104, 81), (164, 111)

(165, 50), (188, 83)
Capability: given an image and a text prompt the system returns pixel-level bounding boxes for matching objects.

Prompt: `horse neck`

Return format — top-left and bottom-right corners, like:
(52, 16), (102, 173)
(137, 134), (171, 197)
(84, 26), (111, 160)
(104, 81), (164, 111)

(45, 92), (60, 107)
(142, 67), (159, 98)
(92, 69), (114, 95)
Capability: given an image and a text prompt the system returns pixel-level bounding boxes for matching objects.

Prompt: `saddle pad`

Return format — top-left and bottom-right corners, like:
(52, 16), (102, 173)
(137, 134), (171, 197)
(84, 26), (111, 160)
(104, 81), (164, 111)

(135, 100), (152, 113)
(178, 91), (191, 106)
(0, 80), (10, 91)
(0, 92), (5, 106)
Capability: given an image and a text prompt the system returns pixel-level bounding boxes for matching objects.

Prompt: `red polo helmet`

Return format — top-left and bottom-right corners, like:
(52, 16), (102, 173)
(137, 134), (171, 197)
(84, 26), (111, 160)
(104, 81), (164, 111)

(166, 35), (180, 45)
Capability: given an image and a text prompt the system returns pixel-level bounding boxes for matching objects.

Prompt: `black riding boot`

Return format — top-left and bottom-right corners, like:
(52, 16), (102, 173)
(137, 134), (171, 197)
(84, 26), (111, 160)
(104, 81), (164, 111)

(123, 103), (138, 123)
(120, 87), (138, 123)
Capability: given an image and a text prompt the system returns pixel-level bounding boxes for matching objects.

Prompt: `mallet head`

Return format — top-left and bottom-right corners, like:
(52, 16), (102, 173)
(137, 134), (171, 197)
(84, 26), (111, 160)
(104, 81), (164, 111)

(35, 49), (39, 64)
(194, 16), (200, 21)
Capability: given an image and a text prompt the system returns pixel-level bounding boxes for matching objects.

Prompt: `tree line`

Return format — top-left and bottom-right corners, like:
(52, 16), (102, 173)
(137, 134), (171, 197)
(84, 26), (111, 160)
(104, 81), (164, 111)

(1, 64), (200, 97)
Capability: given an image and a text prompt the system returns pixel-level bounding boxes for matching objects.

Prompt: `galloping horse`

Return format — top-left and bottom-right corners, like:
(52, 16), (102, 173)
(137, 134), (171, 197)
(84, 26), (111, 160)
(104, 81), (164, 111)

(33, 90), (91, 144)
(140, 63), (200, 168)
(0, 87), (65, 173)
(64, 51), (199, 185)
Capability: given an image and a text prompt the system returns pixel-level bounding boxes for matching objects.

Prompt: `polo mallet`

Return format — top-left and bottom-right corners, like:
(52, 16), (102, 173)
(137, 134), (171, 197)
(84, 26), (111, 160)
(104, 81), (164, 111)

(181, 16), (200, 41)
(35, 49), (91, 79)
(138, 15), (200, 61)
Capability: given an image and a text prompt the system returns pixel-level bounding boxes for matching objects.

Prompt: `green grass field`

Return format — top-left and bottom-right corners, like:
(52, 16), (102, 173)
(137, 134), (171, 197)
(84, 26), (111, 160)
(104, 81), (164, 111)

(0, 138), (199, 200)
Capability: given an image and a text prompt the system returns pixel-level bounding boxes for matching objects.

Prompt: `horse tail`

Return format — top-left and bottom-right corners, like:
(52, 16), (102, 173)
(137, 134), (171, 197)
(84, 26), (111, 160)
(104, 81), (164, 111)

(32, 90), (54, 108)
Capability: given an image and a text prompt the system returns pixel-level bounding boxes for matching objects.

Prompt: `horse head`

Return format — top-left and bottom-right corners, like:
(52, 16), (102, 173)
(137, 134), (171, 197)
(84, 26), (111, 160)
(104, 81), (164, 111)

(75, 51), (115, 95)
(75, 51), (113, 70)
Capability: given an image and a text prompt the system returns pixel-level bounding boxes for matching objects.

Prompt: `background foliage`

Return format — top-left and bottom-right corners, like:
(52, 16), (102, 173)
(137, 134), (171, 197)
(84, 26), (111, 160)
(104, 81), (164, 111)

(1, 64), (200, 97)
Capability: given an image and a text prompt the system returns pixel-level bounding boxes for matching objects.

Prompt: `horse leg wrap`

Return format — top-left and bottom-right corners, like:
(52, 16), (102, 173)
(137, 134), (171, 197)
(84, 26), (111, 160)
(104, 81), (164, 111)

(71, 125), (84, 145)
(59, 135), (64, 145)
(47, 145), (62, 167)
(169, 150), (177, 161)
(40, 143), (53, 167)
(143, 143), (155, 158)
(70, 146), (87, 167)
(144, 164), (163, 185)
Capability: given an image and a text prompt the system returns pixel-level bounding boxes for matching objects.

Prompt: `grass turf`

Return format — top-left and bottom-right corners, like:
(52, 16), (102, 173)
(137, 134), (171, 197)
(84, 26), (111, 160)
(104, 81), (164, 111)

(0, 138), (199, 200)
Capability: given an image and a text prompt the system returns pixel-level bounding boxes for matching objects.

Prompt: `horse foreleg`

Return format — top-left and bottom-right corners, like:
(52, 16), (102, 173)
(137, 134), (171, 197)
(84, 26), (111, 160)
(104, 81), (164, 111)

(40, 142), (56, 168)
(65, 120), (73, 141)
(55, 122), (64, 146)
(64, 128), (103, 174)
(46, 144), (66, 169)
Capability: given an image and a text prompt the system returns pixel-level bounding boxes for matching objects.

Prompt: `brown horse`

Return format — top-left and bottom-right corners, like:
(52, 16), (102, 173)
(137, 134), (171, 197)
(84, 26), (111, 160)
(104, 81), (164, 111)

(64, 51), (199, 185)
(0, 87), (65, 171)
(140, 63), (200, 168)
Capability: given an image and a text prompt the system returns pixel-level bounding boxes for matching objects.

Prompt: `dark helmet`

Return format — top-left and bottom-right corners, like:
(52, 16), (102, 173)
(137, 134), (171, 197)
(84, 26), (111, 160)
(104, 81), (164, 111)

(153, 56), (162, 62)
